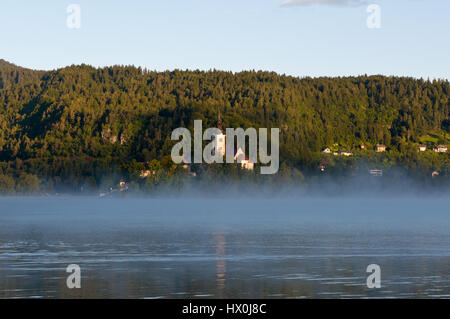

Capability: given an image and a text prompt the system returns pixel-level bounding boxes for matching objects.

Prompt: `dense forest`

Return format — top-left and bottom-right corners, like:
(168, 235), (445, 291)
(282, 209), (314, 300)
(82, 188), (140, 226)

(0, 59), (448, 194)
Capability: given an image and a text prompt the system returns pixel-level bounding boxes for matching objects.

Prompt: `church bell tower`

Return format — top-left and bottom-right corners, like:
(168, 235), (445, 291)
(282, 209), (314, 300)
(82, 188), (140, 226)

(214, 109), (226, 157)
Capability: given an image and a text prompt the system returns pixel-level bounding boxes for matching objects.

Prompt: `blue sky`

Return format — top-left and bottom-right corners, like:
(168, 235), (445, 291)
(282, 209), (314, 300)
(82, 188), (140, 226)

(0, 0), (449, 79)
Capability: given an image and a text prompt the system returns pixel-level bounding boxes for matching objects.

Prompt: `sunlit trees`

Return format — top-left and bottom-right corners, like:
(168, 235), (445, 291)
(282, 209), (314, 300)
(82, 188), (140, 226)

(0, 61), (448, 193)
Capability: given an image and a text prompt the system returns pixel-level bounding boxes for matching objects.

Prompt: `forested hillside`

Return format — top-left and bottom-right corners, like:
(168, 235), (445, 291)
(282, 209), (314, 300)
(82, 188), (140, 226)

(0, 60), (448, 193)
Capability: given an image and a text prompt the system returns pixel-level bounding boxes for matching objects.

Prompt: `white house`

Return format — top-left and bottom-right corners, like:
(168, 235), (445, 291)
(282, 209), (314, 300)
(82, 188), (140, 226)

(433, 145), (448, 153)
(338, 150), (353, 156)
(233, 147), (254, 170)
(322, 147), (332, 154)
(418, 145), (427, 152)
(240, 159), (254, 170)
(375, 144), (386, 152)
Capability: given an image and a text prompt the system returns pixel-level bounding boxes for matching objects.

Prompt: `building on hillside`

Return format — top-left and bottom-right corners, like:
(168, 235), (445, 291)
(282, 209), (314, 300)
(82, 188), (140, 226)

(212, 111), (226, 157)
(212, 110), (254, 170)
(322, 147), (331, 154)
(241, 159), (254, 170)
(338, 150), (353, 156)
(140, 170), (151, 178)
(360, 144), (366, 150)
(140, 170), (157, 178)
(418, 145), (427, 152)
(375, 144), (386, 152)
(119, 178), (129, 191)
(233, 147), (254, 170)
(433, 145), (448, 153)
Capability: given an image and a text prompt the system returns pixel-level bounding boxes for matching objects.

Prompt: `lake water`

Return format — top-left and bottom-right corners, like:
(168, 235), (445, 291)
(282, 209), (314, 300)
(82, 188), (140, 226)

(0, 196), (449, 299)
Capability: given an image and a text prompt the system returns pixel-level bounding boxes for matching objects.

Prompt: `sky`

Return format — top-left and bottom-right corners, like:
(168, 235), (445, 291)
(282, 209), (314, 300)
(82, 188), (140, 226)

(0, 0), (449, 79)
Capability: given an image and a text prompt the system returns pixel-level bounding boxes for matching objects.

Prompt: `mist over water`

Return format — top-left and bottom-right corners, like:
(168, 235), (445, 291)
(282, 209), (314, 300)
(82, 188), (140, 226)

(87, 164), (450, 199)
(0, 195), (449, 299)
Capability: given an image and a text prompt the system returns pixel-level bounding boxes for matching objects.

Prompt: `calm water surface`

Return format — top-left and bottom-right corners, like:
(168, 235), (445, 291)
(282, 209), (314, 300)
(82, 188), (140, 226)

(0, 197), (449, 298)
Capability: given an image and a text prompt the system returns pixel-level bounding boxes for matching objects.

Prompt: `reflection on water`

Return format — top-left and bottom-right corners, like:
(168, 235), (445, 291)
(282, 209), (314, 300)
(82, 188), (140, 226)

(0, 197), (450, 298)
(215, 233), (226, 298)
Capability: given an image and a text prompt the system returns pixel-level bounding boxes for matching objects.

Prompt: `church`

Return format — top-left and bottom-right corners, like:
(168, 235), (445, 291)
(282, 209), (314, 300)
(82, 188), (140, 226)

(212, 111), (254, 171)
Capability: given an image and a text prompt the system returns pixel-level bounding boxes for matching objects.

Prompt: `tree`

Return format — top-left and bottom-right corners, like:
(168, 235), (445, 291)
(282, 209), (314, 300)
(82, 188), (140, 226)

(15, 173), (40, 193)
(0, 174), (15, 193)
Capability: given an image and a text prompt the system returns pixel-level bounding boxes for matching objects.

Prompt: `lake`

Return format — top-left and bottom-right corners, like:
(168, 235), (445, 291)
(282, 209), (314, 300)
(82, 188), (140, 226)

(0, 196), (449, 298)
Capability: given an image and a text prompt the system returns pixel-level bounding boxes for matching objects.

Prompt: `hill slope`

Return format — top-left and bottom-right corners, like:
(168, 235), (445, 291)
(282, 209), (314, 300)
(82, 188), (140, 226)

(0, 62), (448, 162)
(0, 60), (448, 193)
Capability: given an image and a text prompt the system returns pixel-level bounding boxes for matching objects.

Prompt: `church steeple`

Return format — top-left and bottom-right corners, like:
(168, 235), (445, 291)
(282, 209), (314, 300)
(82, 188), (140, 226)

(216, 108), (223, 131)
(213, 108), (226, 157)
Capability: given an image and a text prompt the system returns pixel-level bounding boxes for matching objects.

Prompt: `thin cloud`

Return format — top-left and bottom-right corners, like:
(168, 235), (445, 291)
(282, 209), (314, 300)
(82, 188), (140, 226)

(282, 0), (368, 6)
